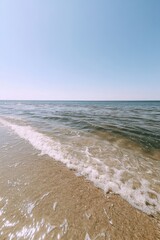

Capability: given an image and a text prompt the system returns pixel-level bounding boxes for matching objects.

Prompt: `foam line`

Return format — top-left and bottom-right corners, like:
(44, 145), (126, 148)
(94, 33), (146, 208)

(0, 117), (160, 215)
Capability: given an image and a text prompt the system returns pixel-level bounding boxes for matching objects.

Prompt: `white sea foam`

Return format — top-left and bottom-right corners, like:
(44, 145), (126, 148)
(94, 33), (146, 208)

(0, 117), (160, 215)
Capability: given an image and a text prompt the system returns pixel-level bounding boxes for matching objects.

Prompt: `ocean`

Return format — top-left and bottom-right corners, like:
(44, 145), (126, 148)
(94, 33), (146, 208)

(0, 100), (160, 239)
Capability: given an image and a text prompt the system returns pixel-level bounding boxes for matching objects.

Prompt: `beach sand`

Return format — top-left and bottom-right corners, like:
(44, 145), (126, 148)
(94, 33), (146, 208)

(0, 127), (160, 239)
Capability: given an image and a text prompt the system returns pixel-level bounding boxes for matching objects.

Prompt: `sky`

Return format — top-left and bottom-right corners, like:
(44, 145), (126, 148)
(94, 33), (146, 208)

(0, 0), (160, 100)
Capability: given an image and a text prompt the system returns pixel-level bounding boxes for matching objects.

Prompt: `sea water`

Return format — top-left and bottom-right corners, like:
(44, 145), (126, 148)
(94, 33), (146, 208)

(0, 100), (160, 217)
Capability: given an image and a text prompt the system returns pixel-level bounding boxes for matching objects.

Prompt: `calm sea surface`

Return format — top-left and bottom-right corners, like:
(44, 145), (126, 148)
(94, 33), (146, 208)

(0, 101), (160, 216)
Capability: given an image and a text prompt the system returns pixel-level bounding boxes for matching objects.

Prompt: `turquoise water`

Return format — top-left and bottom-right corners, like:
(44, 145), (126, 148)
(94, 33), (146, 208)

(0, 101), (160, 215)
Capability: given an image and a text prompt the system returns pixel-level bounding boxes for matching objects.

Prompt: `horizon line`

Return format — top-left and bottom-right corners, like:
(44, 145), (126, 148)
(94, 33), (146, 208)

(0, 99), (160, 102)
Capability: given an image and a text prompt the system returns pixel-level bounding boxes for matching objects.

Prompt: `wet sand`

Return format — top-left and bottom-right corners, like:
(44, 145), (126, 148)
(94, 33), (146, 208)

(0, 127), (160, 239)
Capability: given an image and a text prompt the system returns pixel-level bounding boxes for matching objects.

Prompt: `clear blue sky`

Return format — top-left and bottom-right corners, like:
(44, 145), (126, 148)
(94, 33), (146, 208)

(0, 0), (160, 100)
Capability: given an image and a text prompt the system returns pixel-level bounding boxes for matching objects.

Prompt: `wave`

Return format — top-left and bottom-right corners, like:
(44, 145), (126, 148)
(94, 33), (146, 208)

(0, 117), (160, 216)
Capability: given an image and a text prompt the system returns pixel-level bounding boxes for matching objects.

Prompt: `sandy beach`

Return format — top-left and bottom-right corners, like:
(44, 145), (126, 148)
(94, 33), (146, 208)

(1, 0), (160, 238)
(0, 126), (159, 239)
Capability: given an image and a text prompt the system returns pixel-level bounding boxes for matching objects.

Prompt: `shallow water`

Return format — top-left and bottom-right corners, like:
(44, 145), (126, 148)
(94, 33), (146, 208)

(0, 101), (160, 217)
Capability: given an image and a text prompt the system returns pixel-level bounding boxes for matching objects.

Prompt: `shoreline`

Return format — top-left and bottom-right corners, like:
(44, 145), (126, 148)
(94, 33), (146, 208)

(0, 126), (160, 239)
